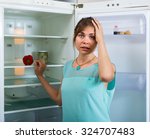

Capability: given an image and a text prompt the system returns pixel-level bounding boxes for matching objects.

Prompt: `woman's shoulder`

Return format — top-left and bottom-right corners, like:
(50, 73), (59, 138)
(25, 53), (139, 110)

(65, 59), (73, 64)
(63, 60), (74, 74)
(64, 59), (74, 67)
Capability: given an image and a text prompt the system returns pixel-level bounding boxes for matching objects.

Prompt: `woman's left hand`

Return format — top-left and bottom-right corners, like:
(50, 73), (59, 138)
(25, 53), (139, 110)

(92, 18), (104, 44)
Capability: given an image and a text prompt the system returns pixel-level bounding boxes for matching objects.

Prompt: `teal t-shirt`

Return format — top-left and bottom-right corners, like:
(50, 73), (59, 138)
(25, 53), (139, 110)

(61, 60), (116, 122)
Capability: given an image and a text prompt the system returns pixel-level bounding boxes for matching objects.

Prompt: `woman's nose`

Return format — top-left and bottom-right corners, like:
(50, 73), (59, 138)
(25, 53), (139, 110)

(82, 36), (90, 43)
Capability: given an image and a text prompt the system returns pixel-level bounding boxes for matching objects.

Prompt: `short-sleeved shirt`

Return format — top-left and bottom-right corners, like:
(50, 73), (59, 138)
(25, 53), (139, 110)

(61, 60), (116, 122)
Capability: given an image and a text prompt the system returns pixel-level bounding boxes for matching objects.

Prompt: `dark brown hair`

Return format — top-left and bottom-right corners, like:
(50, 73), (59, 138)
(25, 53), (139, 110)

(73, 17), (95, 43)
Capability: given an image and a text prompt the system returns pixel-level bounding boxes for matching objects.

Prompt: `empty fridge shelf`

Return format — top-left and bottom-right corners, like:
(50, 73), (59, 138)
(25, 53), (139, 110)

(4, 63), (64, 68)
(4, 98), (58, 113)
(4, 34), (68, 39)
(5, 77), (61, 88)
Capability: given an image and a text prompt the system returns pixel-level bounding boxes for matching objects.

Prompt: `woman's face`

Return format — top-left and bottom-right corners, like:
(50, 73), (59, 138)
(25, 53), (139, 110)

(74, 26), (97, 55)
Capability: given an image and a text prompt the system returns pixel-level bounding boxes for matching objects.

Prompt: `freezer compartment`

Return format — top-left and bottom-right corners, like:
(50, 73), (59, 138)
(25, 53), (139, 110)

(110, 72), (146, 122)
(5, 107), (62, 122)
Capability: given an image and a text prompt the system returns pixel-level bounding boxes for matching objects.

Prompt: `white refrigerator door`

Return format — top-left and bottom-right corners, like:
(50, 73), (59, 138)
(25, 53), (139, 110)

(146, 10), (150, 122)
(75, 4), (149, 121)
(0, 6), (4, 122)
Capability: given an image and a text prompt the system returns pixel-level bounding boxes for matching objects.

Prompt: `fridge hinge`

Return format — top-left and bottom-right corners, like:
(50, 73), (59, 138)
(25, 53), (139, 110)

(75, 4), (84, 8)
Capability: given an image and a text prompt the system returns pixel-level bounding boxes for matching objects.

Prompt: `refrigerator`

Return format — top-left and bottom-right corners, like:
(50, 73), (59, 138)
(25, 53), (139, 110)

(0, 0), (150, 122)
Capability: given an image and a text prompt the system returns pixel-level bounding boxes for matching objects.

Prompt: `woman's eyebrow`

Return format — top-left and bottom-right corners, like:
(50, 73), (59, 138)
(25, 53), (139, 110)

(78, 32), (84, 34)
(89, 33), (95, 35)
(78, 32), (95, 36)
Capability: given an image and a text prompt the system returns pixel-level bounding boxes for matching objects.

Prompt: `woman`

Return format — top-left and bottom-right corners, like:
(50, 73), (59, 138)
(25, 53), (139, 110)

(34, 17), (116, 122)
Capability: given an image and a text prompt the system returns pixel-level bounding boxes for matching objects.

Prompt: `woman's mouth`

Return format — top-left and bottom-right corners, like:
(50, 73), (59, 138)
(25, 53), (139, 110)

(80, 46), (90, 51)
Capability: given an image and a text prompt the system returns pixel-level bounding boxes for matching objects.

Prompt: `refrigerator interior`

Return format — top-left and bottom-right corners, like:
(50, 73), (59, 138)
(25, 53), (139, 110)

(76, 13), (146, 122)
(4, 8), (74, 121)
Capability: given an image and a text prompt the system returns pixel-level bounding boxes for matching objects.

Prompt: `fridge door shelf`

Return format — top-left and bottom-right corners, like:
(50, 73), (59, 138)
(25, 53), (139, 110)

(4, 77), (61, 88)
(104, 34), (146, 42)
(4, 34), (68, 39)
(4, 98), (58, 113)
(103, 25), (145, 36)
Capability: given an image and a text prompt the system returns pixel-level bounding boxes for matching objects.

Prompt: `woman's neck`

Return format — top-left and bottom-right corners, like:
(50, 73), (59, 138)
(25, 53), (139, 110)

(77, 54), (95, 63)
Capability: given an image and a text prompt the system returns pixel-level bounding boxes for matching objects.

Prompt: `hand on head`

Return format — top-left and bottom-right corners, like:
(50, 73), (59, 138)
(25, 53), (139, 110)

(91, 18), (104, 43)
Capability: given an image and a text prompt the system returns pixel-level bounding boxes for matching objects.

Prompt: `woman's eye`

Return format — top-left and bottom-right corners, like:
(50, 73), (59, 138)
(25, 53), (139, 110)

(78, 34), (84, 38)
(89, 36), (95, 40)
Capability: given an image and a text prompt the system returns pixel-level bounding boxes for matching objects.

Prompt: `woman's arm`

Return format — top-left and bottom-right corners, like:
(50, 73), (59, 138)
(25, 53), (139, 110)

(92, 19), (115, 82)
(34, 60), (62, 106)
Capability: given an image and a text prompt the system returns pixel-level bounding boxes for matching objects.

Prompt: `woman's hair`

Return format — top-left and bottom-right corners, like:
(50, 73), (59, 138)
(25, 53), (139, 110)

(73, 17), (95, 43)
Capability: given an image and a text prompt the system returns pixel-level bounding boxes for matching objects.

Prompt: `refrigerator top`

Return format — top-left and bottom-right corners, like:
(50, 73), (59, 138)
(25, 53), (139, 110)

(0, 0), (74, 14)
(0, 0), (150, 14)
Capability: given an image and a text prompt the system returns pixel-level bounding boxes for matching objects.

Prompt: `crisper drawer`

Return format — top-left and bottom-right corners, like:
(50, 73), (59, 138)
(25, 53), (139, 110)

(5, 107), (62, 122)
(5, 111), (35, 122)
(35, 107), (62, 122)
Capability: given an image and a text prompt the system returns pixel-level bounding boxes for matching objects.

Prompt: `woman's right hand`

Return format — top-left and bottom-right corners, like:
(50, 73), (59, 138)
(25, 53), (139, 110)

(34, 60), (46, 77)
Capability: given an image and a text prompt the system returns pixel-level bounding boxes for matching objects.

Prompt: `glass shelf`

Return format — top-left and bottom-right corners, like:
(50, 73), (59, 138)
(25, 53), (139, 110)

(5, 77), (61, 88)
(4, 63), (64, 68)
(104, 34), (146, 41)
(4, 34), (68, 39)
(4, 98), (58, 113)
(104, 34), (145, 37)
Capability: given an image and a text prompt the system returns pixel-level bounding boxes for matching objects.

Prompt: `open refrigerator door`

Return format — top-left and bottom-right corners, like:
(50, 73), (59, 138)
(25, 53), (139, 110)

(75, 1), (149, 121)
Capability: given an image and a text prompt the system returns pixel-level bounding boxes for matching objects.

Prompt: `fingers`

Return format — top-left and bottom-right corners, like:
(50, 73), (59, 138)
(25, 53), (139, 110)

(92, 20), (98, 29)
(92, 18), (102, 29)
(34, 60), (45, 68)
(92, 19), (99, 29)
(34, 60), (40, 67)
